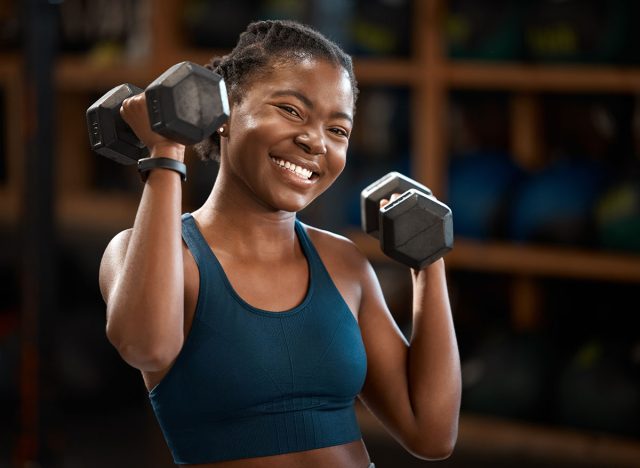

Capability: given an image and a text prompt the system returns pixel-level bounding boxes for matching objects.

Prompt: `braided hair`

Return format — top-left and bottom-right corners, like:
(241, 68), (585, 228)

(194, 20), (359, 162)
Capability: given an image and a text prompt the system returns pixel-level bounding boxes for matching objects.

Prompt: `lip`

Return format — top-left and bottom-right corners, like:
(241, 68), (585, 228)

(269, 154), (321, 176)
(269, 155), (319, 187)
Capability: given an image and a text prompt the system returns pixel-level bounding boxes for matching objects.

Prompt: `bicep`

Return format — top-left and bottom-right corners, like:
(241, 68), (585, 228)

(357, 260), (417, 443)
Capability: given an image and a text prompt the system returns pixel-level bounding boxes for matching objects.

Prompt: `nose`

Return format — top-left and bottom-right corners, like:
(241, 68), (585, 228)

(294, 130), (326, 156)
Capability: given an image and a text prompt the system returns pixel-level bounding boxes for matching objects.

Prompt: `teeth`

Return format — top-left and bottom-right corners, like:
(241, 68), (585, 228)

(271, 157), (313, 180)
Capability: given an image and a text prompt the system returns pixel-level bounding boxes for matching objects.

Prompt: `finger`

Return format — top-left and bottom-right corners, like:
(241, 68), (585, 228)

(380, 193), (402, 209)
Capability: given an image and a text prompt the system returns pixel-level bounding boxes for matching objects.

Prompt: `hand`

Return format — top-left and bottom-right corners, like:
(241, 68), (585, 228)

(120, 94), (186, 162)
(379, 192), (402, 209)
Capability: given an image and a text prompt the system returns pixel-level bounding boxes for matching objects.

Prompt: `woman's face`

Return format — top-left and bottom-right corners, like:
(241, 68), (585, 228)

(221, 57), (354, 213)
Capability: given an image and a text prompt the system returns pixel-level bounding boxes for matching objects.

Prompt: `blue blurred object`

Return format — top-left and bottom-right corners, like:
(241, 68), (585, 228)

(448, 151), (524, 239)
(508, 159), (610, 245)
(311, 0), (354, 49)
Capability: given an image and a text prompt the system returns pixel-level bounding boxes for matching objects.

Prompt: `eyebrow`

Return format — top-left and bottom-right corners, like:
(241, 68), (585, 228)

(271, 89), (353, 124)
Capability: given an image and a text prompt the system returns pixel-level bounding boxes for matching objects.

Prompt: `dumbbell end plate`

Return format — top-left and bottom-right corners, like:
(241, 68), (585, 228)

(360, 172), (433, 237)
(380, 189), (453, 269)
(146, 62), (230, 145)
(86, 83), (148, 164)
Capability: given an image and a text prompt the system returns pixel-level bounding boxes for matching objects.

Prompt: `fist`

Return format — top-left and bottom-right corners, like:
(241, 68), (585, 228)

(120, 94), (185, 161)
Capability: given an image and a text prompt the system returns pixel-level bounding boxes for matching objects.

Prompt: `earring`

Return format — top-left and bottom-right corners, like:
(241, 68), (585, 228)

(218, 126), (225, 135)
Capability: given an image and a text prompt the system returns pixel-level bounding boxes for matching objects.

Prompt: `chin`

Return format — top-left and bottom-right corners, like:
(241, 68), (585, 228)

(267, 191), (316, 213)
(274, 198), (312, 214)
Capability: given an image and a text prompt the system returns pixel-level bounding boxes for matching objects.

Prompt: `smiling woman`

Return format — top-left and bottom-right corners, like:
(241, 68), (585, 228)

(98, 19), (460, 468)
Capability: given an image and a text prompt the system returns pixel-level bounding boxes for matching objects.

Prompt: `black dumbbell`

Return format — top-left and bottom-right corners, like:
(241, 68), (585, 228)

(86, 61), (229, 165)
(360, 172), (453, 269)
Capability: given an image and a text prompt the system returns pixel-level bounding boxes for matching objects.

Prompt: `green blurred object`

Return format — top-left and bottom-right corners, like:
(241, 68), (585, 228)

(595, 181), (640, 253)
(523, 0), (630, 64)
(349, 0), (411, 57)
(461, 332), (552, 421)
(556, 340), (640, 437)
(446, 0), (525, 61)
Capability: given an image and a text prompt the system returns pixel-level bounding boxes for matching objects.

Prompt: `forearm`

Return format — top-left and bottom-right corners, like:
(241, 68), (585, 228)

(407, 259), (461, 451)
(106, 167), (185, 369)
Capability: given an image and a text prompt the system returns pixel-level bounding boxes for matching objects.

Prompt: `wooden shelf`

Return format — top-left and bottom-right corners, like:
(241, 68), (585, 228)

(57, 193), (139, 233)
(353, 58), (421, 85)
(445, 61), (640, 93)
(53, 51), (640, 94)
(449, 238), (640, 283)
(0, 54), (22, 73)
(346, 231), (640, 283)
(356, 405), (640, 466)
(145, 47), (422, 86)
(55, 56), (164, 92)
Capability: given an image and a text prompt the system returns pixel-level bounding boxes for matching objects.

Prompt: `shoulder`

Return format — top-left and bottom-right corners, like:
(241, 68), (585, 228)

(102, 228), (133, 265)
(99, 228), (133, 302)
(301, 223), (371, 277)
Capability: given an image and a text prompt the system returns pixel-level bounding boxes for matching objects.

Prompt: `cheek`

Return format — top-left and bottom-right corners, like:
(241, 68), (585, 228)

(226, 117), (269, 165)
(327, 145), (348, 176)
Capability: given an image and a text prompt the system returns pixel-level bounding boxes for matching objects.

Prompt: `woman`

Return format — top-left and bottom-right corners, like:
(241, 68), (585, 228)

(99, 20), (461, 467)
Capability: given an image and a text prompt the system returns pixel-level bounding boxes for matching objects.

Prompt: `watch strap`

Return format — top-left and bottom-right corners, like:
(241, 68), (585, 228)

(137, 157), (187, 182)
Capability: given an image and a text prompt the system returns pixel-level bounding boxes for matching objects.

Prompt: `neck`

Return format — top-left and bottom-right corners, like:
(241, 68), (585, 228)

(192, 169), (299, 261)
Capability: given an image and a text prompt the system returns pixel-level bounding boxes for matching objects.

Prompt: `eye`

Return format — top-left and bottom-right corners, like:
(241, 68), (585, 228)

(330, 127), (349, 138)
(278, 105), (301, 118)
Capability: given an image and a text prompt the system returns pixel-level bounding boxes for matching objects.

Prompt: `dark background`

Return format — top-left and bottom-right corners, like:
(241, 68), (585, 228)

(1, 0), (640, 466)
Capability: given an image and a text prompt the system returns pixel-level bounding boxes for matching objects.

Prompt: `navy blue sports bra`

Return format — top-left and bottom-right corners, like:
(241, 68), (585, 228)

(148, 214), (368, 465)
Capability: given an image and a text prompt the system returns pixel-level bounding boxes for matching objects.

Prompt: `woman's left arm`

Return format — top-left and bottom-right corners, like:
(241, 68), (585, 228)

(357, 256), (461, 460)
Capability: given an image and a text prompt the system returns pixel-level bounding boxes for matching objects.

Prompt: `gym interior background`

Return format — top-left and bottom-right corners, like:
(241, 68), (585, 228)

(2, 0), (640, 466)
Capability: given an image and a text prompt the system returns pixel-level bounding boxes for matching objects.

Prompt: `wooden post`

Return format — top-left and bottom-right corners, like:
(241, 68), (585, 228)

(510, 276), (544, 331)
(510, 93), (545, 171)
(16, 0), (59, 464)
(414, 0), (448, 198)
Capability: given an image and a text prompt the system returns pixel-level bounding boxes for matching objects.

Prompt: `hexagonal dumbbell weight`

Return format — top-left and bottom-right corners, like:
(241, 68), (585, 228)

(86, 61), (229, 165)
(360, 172), (454, 269)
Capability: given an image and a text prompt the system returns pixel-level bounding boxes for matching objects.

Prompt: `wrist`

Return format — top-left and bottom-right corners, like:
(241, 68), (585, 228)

(411, 258), (445, 280)
(149, 143), (185, 162)
(138, 157), (187, 182)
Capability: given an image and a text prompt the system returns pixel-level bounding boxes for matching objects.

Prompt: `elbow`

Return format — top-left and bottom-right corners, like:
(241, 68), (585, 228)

(408, 431), (457, 461)
(115, 341), (180, 372)
(106, 320), (181, 372)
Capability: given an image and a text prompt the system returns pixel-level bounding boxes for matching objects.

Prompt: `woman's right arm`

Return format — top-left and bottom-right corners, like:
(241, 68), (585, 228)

(98, 93), (186, 372)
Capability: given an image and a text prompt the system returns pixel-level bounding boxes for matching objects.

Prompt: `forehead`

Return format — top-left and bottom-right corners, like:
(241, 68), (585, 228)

(253, 57), (354, 112)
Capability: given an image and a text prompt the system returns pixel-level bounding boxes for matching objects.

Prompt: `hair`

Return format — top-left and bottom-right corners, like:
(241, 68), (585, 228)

(193, 19), (359, 162)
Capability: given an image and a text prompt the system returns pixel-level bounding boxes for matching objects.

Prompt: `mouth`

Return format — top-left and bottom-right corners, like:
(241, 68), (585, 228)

(269, 156), (319, 181)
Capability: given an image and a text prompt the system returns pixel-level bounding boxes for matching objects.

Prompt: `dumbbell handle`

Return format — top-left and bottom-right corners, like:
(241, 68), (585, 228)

(380, 188), (445, 216)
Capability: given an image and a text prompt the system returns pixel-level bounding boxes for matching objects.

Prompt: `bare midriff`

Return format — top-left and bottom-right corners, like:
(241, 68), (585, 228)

(183, 439), (370, 468)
